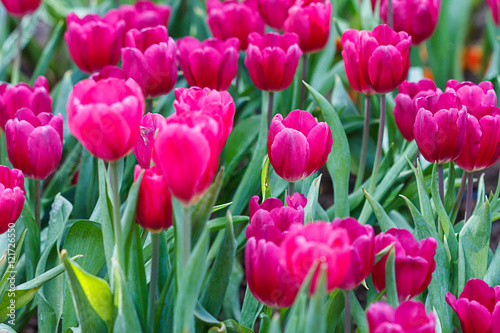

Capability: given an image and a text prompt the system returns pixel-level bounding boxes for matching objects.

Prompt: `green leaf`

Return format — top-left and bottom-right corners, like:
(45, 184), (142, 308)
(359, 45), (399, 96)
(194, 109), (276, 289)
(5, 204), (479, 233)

(304, 175), (322, 223)
(121, 170), (143, 249)
(43, 142), (82, 201)
(239, 287), (263, 330)
(325, 289), (344, 329)
(362, 188), (396, 231)
(0, 229), (26, 299)
(350, 291), (368, 333)
(407, 160), (434, 226)
(385, 248), (398, 307)
(0, 324), (17, 332)
(112, 261), (143, 333)
(97, 159), (115, 276)
(305, 266), (327, 333)
(444, 162), (456, 213)
(16, 204), (39, 281)
(31, 20), (65, 81)
(261, 156), (272, 201)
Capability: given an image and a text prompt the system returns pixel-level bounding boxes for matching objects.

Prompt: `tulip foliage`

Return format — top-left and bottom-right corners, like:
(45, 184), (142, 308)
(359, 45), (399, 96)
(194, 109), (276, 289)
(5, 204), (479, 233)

(0, 0), (500, 333)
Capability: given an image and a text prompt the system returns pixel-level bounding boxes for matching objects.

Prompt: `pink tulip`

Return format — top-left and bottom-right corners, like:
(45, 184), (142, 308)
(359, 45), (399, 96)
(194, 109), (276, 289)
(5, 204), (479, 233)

(5, 109), (63, 181)
(0, 0), (41, 17)
(0, 166), (25, 234)
(341, 25), (411, 94)
(67, 78), (145, 162)
(177, 37), (239, 91)
(332, 217), (375, 290)
(283, 0), (332, 54)
(393, 79), (442, 142)
(133, 113), (165, 169)
(445, 80), (497, 120)
(268, 110), (332, 182)
(105, 0), (171, 32)
(65, 13), (126, 74)
(134, 165), (172, 232)
(373, 228), (437, 302)
(487, 0), (500, 25)
(245, 32), (302, 92)
(413, 92), (468, 164)
(206, 0), (265, 50)
(257, 0), (294, 30)
(367, 300), (436, 333)
(121, 25), (177, 98)
(0, 76), (52, 130)
(379, 0), (441, 45)
(89, 65), (127, 82)
(446, 279), (500, 333)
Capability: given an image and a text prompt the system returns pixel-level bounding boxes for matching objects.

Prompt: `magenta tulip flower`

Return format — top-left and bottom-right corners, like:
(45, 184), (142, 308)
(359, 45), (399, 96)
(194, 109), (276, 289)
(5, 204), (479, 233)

(332, 217), (375, 290)
(393, 79), (442, 142)
(257, 0), (294, 30)
(177, 37), (240, 91)
(413, 92), (468, 164)
(367, 300), (436, 332)
(134, 165), (172, 232)
(0, 0), (41, 17)
(90, 66), (127, 82)
(67, 78), (145, 162)
(446, 279), (500, 333)
(105, 0), (171, 32)
(284, 0), (332, 54)
(341, 25), (411, 94)
(245, 32), (302, 92)
(121, 25), (177, 98)
(133, 113), (165, 170)
(268, 110), (332, 182)
(373, 228), (437, 302)
(0, 76), (52, 130)
(487, 0), (500, 25)
(5, 109), (63, 181)
(65, 13), (126, 74)
(206, 0), (265, 50)
(0, 166), (25, 234)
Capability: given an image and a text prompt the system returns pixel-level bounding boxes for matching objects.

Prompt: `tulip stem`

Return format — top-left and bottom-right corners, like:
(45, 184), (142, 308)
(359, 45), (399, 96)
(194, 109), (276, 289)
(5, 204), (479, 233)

(300, 54), (308, 107)
(465, 172), (474, 222)
(183, 205), (191, 267)
(109, 161), (125, 271)
(288, 182), (295, 195)
(114, 0), (120, 7)
(451, 171), (467, 224)
(146, 98), (153, 114)
(387, 0), (394, 28)
(147, 232), (160, 333)
(355, 95), (372, 189)
(268, 92), (274, 128)
(34, 180), (41, 229)
(12, 18), (22, 84)
(438, 164), (444, 204)
(344, 290), (351, 333)
(367, 94), (386, 195)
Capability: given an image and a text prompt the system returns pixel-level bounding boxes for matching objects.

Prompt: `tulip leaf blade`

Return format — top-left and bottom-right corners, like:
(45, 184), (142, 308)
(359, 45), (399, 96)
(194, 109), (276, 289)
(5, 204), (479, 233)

(407, 159), (435, 227)
(31, 19), (65, 82)
(350, 291), (368, 333)
(304, 174), (322, 224)
(15, 203), (40, 281)
(261, 156), (272, 201)
(112, 261), (143, 333)
(240, 287), (264, 330)
(305, 266), (327, 333)
(97, 159), (115, 277)
(384, 247), (398, 307)
(362, 188), (396, 231)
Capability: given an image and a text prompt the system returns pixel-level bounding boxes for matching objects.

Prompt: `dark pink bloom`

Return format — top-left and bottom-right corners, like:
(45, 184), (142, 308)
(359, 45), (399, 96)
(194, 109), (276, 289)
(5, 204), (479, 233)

(0, 166), (25, 234)
(393, 79), (442, 142)
(257, 0), (294, 30)
(0, 76), (52, 130)
(373, 228), (437, 302)
(105, 0), (171, 32)
(446, 279), (500, 333)
(245, 32), (302, 92)
(134, 165), (172, 232)
(367, 300), (436, 332)
(121, 25), (177, 98)
(0, 0), (41, 17)
(89, 65), (127, 81)
(413, 92), (468, 164)
(177, 36), (239, 91)
(65, 13), (126, 74)
(5, 109), (63, 181)
(341, 24), (411, 94)
(445, 80), (497, 120)
(134, 113), (165, 169)
(67, 78), (145, 162)
(268, 110), (332, 182)
(206, 0), (265, 50)
(487, 0), (500, 25)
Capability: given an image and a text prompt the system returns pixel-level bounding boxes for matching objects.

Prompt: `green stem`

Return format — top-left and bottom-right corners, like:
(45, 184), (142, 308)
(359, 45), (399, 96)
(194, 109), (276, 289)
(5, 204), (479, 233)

(367, 94), (386, 195)
(268, 92), (274, 128)
(451, 171), (467, 224)
(344, 290), (351, 333)
(146, 98), (153, 114)
(355, 95), (372, 189)
(300, 54), (308, 107)
(34, 180), (41, 229)
(12, 18), (22, 84)
(114, 0), (120, 7)
(288, 182), (295, 195)
(438, 164), (444, 204)
(110, 161), (124, 270)
(387, 0), (393, 28)
(465, 172), (474, 223)
(148, 232), (160, 333)
(183, 206), (191, 268)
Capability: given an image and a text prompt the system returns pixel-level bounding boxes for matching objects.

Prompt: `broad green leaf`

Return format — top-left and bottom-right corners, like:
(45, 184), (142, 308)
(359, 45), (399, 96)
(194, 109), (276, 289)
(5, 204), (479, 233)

(385, 248), (398, 307)
(112, 261), (143, 333)
(239, 287), (263, 330)
(325, 289), (344, 329)
(304, 175), (322, 223)
(0, 323), (16, 332)
(350, 291), (368, 333)
(305, 267), (327, 333)
(15, 204), (39, 281)
(0, 229), (26, 300)
(362, 188), (396, 231)
(261, 156), (271, 201)
(407, 160), (434, 226)
(121, 170), (143, 248)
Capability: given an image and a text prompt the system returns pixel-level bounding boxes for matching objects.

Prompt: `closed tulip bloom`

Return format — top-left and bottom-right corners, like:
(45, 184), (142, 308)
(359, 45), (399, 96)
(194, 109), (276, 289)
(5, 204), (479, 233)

(0, 0), (41, 17)
(257, 0), (294, 30)
(393, 79), (442, 141)
(65, 13), (126, 74)
(5, 109), (63, 181)
(413, 92), (468, 164)
(446, 279), (500, 333)
(134, 113), (165, 169)
(283, 0), (332, 54)
(206, 0), (265, 50)
(268, 110), (332, 182)
(245, 32), (302, 92)
(0, 76), (52, 130)
(106, 1), (171, 32)
(332, 217), (375, 290)
(341, 25), (411, 94)
(0, 166), (25, 234)
(121, 26), (177, 98)
(367, 300), (436, 333)
(67, 78), (145, 162)
(177, 37), (239, 91)
(487, 0), (500, 25)
(373, 228), (437, 302)
(134, 165), (172, 232)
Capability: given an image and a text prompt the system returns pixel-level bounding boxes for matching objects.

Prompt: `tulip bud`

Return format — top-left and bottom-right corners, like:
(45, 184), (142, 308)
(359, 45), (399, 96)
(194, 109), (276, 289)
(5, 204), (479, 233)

(341, 25), (411, 94)
(487, 0), (500, 26)
(177, 37), (240, 91)
(64, 13), (126, 74)
(268, 110), (332, 182)
(134, 113), (165, 170)
(393, 79), (442, 142)
(367, 300), (436, 332)
(245, 32), (302, 92)
(283, 0), (332, 54)
(134, 165), (172, 232)
(0, 166), (25, 234)
(105, 0), (171, 32)
(373, 228), (437, 302)
(5, 109), (63, 181)
(67, 78), (145, 162)
(121, 25), (178, 98)
(446, 278), (500, 333)
(257, 0), (294, 30)
(0, 76), (52, 130)
(0, 0), (41, 17)
(206, 0), (265, 50)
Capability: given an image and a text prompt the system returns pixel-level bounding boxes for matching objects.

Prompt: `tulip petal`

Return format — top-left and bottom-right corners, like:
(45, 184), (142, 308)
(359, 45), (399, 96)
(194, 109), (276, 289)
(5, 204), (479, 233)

(270, 128), (310, 182)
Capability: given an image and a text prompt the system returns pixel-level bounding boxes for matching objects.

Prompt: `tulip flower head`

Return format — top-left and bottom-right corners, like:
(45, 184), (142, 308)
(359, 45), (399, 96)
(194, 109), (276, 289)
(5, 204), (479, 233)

(0, 0), (41, 17)
(90, 66), (127, 82)
(106, 0), (171, 32)
(0, 166), (25, 234)
(134, 113), (165, 170)
(367, 300), (436, 332)
(257, 0), (294, 30)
